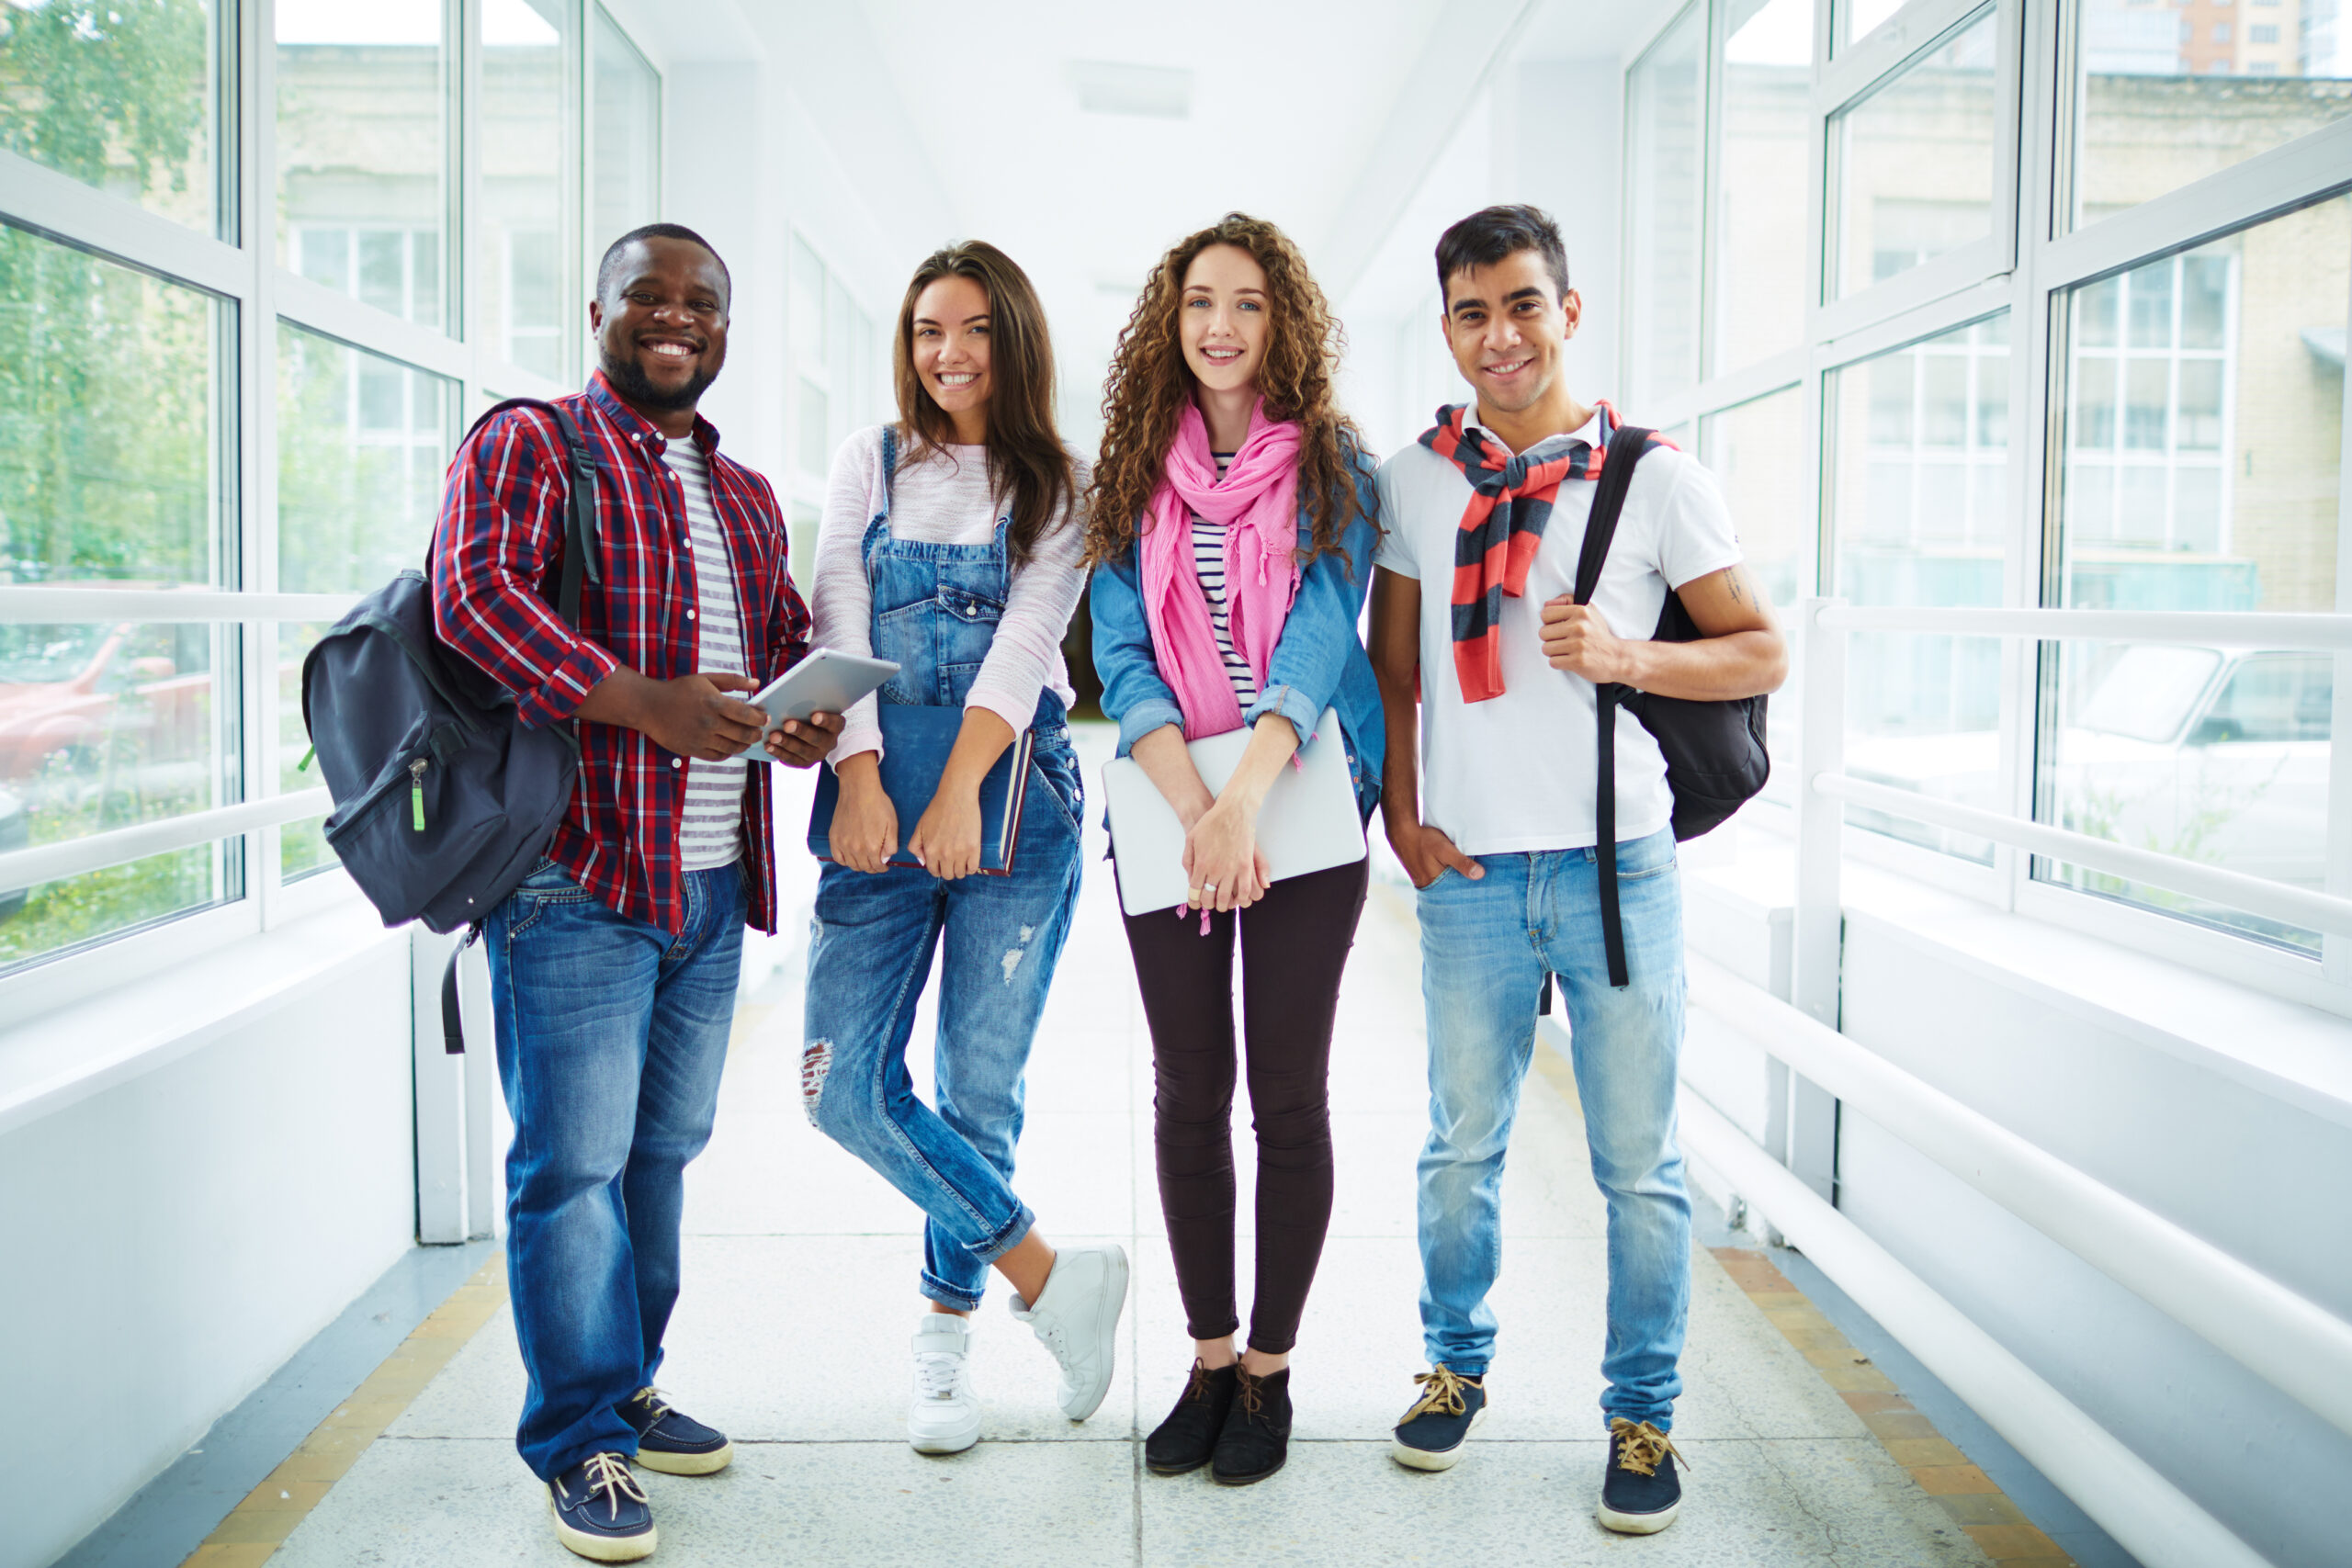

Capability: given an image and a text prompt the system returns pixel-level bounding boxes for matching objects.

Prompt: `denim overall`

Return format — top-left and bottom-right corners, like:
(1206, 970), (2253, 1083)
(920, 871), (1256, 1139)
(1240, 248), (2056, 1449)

(800, 428), (1085, 1311)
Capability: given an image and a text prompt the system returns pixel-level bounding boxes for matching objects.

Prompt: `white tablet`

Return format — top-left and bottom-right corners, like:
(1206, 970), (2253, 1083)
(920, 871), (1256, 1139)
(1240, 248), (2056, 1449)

(735, 648), (900, 757)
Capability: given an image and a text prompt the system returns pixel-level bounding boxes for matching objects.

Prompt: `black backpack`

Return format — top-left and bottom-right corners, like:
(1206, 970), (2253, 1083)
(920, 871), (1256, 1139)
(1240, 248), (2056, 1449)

(1572, 422), (1770, 988)
(300, 398), (601, 1049)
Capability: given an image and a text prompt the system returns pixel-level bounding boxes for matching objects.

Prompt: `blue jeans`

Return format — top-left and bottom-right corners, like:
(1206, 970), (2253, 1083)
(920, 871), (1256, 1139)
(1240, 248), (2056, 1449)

(1414, 828), (1690, 1430)
(486, 856), (746, 1480)
(801, 740), (1084, 1310)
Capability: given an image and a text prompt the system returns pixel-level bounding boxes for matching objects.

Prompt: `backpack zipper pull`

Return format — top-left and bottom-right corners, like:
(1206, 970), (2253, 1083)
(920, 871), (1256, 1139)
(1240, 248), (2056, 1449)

(297, 745), (315, 773)
(411, 758), (428, 831)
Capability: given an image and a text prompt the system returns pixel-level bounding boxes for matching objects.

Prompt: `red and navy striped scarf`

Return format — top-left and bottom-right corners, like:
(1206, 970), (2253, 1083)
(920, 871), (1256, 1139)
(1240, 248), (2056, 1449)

(1418, 400), (1636, 704)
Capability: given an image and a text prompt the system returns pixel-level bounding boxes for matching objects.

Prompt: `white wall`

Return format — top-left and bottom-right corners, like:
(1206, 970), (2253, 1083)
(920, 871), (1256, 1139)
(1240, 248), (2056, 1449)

(1335, 53), (1626, 463)
(4, 934), (416, 1568)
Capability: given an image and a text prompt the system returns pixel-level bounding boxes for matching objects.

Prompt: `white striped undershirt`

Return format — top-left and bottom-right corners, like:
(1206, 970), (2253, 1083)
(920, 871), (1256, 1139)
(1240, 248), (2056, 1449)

(1188, 451), (1259, 707)
(663, 438), (747, 873)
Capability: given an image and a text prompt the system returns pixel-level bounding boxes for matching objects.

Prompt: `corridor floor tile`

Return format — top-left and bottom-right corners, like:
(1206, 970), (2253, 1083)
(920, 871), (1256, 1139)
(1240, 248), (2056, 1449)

(389, 1234), (1148, 1447)
(1136, 1438), (1984, 1567)
(266, 1436), (1136, 1568)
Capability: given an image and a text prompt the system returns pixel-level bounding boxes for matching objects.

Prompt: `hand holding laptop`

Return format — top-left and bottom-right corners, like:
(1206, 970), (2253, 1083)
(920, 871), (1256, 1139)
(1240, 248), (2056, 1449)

(1102, 706), (1365, 919)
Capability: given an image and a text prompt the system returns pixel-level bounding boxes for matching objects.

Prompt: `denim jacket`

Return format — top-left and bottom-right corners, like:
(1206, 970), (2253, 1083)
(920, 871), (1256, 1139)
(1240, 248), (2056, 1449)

(1091, 452), (1385, 820)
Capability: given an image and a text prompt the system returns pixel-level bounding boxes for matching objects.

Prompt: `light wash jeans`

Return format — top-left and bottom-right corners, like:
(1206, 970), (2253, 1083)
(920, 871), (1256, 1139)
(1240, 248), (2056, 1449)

(486, 856), (745, 1480)
(799, 734), (1084, 1310)
(1414, 827), (1691, 1431)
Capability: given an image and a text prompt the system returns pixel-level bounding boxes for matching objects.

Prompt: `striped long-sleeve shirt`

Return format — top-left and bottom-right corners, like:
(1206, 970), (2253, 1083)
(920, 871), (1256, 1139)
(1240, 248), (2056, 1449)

(429, 372), (811, 935)
(662, 437), (749, 872)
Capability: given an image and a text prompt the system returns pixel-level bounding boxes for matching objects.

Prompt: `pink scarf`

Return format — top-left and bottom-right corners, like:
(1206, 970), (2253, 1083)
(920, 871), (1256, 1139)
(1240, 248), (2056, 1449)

(1140, 399), (1304, 739)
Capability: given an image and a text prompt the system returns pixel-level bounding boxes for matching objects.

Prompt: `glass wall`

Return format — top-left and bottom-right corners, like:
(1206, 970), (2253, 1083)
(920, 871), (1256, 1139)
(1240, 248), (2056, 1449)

(1628, 5), (1707, 407)
(276, 0), (448, 330)
(2041, 195), (2347, 952)
(481, 0), (570, 381)
(0, 0), (221, 232)
(0, 2), (665, 982)
(2070, 0), (2352, 231)
(0, 227), (225, 586)
(591, 6), (661, 259)
(1715, 0), (1815, 370)
(1830, 8), (2000, 300)
(787, 233), (885, 578)
(1828, 315), (2011, 860)
(1629, 0), (2352, 990)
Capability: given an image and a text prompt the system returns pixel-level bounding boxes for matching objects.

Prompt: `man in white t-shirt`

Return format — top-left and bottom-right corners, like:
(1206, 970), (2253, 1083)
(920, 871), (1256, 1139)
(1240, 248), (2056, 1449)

(1368, 205), (1785, 1535)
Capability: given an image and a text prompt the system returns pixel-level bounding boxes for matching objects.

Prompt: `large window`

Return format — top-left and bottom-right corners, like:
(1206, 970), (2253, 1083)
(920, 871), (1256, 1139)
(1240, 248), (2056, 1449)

(2040, 195), (2346, 953)
(1828, 314), (2012, 861)
(1628, 6), (1707, 407)
(0, 226), (226, 586)
(1715, 0), (1815, 371)
(0, 2), (663, 987)
(786, 233), (886, 578)
(591, 7), (661, 259)
(2070, 0), (2352, 229)
(482, 0), (570, 381)
(1829, 8), (2001, 301)
(1630, 0), (2352, 999)
(0, 0), (222, 232)
(275, 0), (448, 328)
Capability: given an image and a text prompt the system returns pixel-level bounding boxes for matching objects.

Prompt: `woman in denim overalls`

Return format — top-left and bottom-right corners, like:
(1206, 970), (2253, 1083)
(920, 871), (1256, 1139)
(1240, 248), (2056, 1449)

(800, 242), (1127, 1457)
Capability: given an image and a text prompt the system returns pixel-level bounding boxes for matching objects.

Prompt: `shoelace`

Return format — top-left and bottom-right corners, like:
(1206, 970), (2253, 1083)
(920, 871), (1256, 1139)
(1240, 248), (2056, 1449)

(1236, 1367), (1266, 1419)
(574, 1451), (649, 1524)
(914, 1351), (965, 1400)
(1608, 1417), (1691, 1477)
(1180, 1359), (1215, 1404)
(627, 1386), (674, 1427)
(1404, 1364), (1476, 1422)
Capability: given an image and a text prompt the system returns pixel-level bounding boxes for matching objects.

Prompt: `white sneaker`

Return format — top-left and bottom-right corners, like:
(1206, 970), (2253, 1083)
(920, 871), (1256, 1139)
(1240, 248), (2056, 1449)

(908, 1313), (982, 1455)
(1007, 1243), (1130, 1422)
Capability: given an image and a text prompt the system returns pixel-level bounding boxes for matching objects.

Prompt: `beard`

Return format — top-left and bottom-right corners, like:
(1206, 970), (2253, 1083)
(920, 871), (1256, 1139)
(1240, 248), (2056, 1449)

(601, 346), (719, 412)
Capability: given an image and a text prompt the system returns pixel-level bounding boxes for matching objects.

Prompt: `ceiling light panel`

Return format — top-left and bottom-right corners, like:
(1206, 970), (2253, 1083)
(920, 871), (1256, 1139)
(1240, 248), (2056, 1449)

(1069, 60), (1194, 119)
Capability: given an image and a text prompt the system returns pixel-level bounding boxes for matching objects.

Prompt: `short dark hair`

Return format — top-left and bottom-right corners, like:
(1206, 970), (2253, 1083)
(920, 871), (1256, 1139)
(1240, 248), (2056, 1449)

(1434, 204), (1571, 307)
(595, 222), (730, 308)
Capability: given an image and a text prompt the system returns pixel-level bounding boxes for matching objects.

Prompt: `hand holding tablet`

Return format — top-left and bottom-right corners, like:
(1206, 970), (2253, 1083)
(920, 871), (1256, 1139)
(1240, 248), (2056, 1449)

(737, 648), (901, 759)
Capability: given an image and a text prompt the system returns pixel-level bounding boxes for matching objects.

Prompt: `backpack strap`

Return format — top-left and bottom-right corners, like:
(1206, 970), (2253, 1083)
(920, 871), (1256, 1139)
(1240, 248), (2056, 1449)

(460, 398), (602, 629)
(1572, 421), (1657, 990)
(440, 925), (480, 1054)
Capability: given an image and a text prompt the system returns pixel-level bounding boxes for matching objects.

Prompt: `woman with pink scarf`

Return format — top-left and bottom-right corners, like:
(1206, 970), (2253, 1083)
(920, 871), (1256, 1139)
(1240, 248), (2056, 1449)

(1085, 213), (1385, 1486)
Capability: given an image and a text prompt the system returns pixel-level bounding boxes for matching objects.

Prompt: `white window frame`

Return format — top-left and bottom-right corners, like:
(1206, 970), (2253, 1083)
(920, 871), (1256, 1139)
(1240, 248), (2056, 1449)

(0, 0), (665, 1021)
(1620, 0), (2352, 1014)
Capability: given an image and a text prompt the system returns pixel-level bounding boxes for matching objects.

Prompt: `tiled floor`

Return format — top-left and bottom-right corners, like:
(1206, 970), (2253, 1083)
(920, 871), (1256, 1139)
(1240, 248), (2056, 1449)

(240, 728), (2009, 1567)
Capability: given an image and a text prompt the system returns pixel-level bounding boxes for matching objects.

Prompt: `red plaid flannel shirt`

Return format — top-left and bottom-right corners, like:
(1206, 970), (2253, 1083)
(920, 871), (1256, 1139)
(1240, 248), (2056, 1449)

(429, 373), (811, 935)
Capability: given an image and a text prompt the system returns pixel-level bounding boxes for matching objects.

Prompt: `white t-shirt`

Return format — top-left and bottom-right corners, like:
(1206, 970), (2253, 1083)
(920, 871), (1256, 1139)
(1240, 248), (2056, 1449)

(1373, 410), (1743, 856)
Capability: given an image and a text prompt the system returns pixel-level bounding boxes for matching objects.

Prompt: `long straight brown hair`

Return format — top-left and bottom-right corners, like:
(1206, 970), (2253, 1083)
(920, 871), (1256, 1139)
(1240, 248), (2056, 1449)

(892, 241), (1074, 568)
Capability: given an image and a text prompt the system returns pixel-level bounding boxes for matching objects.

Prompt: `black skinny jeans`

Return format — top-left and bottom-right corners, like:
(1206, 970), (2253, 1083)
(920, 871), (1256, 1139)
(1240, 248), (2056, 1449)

(1120, 856), (1369, 1354)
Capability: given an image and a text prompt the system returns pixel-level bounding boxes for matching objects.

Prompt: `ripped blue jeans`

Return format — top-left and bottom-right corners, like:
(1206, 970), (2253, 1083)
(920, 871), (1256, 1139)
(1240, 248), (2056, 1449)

(800, 734), (1084, 1310)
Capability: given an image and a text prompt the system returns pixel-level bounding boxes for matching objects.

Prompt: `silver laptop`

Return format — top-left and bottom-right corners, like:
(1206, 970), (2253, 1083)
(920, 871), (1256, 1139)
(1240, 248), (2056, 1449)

(1101, 706), (1367, 918)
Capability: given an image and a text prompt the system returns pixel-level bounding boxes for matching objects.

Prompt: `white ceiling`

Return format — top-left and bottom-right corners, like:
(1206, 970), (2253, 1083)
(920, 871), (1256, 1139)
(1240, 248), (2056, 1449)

(744, 0), (1665, 438)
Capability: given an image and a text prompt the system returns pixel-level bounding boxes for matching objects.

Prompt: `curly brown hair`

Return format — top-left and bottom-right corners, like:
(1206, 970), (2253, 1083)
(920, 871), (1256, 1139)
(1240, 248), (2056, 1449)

(1084, 213), (1374, 570)
(892, 241), (1074, 569)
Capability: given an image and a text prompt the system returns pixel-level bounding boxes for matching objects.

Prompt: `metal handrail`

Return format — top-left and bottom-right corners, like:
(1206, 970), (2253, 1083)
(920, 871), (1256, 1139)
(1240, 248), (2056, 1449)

(0, 792), (332, 893)
(1815, 773), (2352, 938)
(1815, 602), (2352, 650)
(0, 589), (358, 624)
(1678, 1091), (2270, 1568)
(1688, 953), (2352, 1441)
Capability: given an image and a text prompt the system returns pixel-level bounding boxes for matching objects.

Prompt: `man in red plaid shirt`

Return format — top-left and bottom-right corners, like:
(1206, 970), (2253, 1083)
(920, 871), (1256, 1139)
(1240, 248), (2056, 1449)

(431, 222), (840, 1562)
